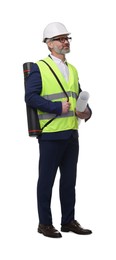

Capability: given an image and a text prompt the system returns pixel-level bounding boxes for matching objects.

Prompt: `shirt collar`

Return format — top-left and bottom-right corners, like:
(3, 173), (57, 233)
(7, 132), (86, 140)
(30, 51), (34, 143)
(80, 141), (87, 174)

(50, 54), (67, 65)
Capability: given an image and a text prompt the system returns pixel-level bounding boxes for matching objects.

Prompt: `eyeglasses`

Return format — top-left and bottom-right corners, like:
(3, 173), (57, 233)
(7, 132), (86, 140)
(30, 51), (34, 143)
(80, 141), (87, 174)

(51, 37), (72, 43)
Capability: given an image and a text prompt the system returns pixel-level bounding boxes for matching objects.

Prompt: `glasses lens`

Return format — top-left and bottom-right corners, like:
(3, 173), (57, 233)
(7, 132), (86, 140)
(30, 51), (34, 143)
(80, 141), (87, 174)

(52, 37), (72, 43)
(60, 37), (72, 43)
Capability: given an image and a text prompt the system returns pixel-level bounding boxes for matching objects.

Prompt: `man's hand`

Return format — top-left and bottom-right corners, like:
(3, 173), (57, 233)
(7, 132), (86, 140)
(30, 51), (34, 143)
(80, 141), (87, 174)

(76, 107), (91, 120)
(62, 101), (71, 114)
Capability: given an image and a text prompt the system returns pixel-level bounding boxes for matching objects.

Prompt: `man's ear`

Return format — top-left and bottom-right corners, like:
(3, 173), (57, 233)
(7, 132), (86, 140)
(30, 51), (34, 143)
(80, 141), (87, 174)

(47, 41), (54, 49)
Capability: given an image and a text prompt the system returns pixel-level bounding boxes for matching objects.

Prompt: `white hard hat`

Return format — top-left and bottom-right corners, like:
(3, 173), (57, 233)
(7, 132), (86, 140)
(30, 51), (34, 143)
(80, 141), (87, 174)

(43, 22), (70, 42)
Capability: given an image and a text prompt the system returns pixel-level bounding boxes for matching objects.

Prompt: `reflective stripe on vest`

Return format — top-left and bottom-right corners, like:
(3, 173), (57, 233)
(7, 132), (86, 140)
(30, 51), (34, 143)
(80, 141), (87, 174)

(42, 91), (78, 101)
(39, 110), (74, 120)
(36, 57), (79, 133)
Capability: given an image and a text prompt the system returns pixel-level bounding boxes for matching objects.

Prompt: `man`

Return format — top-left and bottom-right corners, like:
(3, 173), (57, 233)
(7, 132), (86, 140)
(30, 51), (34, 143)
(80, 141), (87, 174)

(25, 22), (92, 238)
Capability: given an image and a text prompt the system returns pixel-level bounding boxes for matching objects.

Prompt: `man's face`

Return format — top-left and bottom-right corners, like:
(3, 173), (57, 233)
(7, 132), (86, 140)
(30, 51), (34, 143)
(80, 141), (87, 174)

(48, 35), (71, 54)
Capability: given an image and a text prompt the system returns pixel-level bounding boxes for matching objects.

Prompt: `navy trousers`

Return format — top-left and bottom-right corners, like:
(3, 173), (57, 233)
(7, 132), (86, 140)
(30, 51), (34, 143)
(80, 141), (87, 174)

(37, 134), (79, 225)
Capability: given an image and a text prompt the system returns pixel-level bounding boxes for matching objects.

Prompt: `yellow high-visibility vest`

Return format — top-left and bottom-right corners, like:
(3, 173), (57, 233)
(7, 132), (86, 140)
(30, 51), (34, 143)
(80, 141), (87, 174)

(36, 57), (79, 133)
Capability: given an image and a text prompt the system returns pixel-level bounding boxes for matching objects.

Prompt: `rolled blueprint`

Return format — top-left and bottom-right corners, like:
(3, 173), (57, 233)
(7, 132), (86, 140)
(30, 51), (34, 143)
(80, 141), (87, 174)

(76, 91), (90, 112)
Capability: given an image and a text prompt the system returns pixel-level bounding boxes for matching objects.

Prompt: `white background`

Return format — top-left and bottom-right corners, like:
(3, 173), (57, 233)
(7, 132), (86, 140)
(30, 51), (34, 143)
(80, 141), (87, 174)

(0, 0), (116, 259)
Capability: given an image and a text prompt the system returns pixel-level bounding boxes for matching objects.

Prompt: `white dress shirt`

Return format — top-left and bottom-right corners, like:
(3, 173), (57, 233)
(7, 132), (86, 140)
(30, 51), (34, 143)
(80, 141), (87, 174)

(50, 55), (69, 82)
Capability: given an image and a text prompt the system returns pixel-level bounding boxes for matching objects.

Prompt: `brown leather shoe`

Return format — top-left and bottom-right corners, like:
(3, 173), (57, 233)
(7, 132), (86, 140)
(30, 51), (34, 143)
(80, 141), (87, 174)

(61, 220), (92, 235)
(38, 224), (62, 238)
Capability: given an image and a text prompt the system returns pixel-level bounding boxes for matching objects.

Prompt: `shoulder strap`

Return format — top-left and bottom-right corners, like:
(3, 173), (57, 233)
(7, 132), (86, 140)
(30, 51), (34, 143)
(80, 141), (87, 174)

(40, 60), (69, 101)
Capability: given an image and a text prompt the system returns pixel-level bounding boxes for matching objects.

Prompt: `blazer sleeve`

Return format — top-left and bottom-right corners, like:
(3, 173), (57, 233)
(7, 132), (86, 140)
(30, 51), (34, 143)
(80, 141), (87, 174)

(78, 82), (92, 121)
(25, 63), (62, 115)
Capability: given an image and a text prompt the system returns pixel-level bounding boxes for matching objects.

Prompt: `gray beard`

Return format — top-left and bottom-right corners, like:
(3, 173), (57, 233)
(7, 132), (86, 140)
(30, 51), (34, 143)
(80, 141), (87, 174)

(54, 46), (70, 54)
